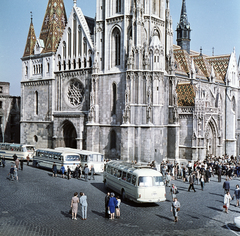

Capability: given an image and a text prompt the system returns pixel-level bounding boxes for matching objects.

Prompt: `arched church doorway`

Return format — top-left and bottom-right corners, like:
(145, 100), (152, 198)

(205, 120), (217, 156)
(62, 120), (77, 148)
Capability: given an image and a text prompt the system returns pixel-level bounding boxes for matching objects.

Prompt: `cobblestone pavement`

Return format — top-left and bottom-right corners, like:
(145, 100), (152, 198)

(1, 160), (240, 236)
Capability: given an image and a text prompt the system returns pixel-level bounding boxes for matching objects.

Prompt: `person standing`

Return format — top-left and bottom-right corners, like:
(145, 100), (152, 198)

(108, 193), (118, 220)
(218, 166), (222, 182)
(75, 165), (80, 179)
(8, 165), (15, 181)
(71, 192), (79, 220)
(90, 165), (95, 180)
(115, 196), (121, 218)
(60, 165), (65, 178)
(233, 184), (240, 207)
(200, 174), (205, 191)
(14, 165), (18, 181)
(165, 172), (171, 187)
(105, 192), (110, 218)
(84, 165), (89, 181)
(188, 173), (196, 192)
(2, 156), (5, 168)
(224, 191), (232, 213)
(80, 192), (88, 220)
(20, 157), (24, 171)
(171, 198), (180, 222)
(223, 178), (230, 194)
(15, 156), (19, 170)
(26, 154), (30, 166)
(67, 166), (71, 180)
(52, 162), (57, 177)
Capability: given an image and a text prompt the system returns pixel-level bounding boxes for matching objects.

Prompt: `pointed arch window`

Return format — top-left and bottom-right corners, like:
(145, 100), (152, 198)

(110, 130), (117, 149)
(78, 58), (81, 68)
(111, 28), (121, 67)
(58, 61), (61, 71)
(68, 28), (71, 58)
(35, 91), (38, 115)
(116, 0), (121, 13)
(25, 66), (28, 76)
(112, 83), (117, 115)
(73, 14), (77, 57)
(78, 26), (82, 57)
(89, 57), (92, 67)
(63, 41), (66, 59)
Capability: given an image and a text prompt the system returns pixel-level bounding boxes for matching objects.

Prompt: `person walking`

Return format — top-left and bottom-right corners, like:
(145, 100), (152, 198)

(171, 198), (180, 222)
(90, 165), (95, 180)
(105, 192), (110, 218)
(80, 192), (88, 220)
(84, 165), (89, 181)
(233, 184), (240, 207)
(170, 184), (178, 201)
(26, 154), (30, 166)
(218, 167), (222, 182)
(52, 162), (57, 177)
(108, 193), (118, 220)
(8, 165), (15, 181)
(165, 172), (171, 187)
(15, 156), (19, 170)
(188, 173), (196, 192)
(115, 196), (121, 218)
(14, 165), (18, 181)
(224, 191), (232, 214)
(71, 192), (79, 220)
(60, 165), (65, 178)
(75, 165), (80, 179)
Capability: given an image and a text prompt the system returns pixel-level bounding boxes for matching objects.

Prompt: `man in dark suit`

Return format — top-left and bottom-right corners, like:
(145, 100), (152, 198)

(105, 192), (110, 218)
(223, 178), (230, 194)
(218, 167), (222, 182)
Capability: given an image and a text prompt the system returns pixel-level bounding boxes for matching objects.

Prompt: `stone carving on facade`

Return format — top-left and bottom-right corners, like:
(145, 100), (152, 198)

(123, 105), (130, 124)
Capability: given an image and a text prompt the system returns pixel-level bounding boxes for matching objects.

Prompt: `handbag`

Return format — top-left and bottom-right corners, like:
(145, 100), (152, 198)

(176, 190), (179, 194)
(232, 196), (234, 200)
(177, 207), (180, 212)
(223, 204), (227, 209)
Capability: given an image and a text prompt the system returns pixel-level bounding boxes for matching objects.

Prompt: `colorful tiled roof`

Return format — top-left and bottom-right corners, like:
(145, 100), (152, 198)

(206, 55), (230, 81)
(23, 21), (36, 57)
(176, 83), (195, 106)
(173, 49), (191, 74)
(192, 55), (212, 78)
(39, 0), (67, 53)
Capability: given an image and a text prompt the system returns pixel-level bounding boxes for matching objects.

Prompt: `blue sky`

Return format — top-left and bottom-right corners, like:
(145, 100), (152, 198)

(0, 0), (239, 96)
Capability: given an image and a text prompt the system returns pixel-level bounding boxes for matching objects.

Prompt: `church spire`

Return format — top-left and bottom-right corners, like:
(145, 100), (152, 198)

(23, 12), (37, 57)
(176, 0), (191, 54)
(39, 0), (67, 53)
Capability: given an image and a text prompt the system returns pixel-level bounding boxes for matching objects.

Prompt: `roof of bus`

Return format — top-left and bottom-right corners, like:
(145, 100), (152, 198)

(54, 147), (103, 155)
(0, 143), (34, 147)
(36, 148), (80, 155)
(106, 160), (162, 176)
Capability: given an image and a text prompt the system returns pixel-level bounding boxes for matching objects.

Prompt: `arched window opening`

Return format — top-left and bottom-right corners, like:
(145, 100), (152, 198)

(58, 61), (61, 71)
(63, 41), (66, 58)
(68, 28), (71, 58)
(116, 0), (121, 13)
(78, 26), (82, 56)
(78, 58), (81, 68)
(73, 14), (77, 57)
(83, 38), (87, 55)
(169, 80), (173, 106)
(68, 60), (71, 70)
(111, 28), (121, 67)
(73, 59), (76, 69)
(232, 96), (236, 112)
(47, 63), (50, 73)
(35, 91), (38, 115)
(143, 77), (146, 104)
(25, 66), (28, 75)
(84, 58), (87, 68)
(112, 83), (117, 115)
(110, 130), (117, 149)
(89, 57), (92, 67)
(63, 61), (66, 70)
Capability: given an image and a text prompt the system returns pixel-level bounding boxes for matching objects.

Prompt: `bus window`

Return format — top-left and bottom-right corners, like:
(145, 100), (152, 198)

(65, 155), (80, 161)
(127, 173), (132, 183)
(132, 175), (137, 186)
(138, 176), (152, 187)
(111, 167), (114, 175)
(117, 169), (122, 178)
(81, 155), (87, 162)
(122, 172), (127, 181)
(153, 176), (164, 186)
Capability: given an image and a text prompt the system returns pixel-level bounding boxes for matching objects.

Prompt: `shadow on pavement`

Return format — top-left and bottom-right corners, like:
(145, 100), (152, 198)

(209, 192), (224, 197)
(207, 206), (223, 212)
(156, 214), (173, 222)
(61, 210), (72, 219)
(91, 210), (105, 218)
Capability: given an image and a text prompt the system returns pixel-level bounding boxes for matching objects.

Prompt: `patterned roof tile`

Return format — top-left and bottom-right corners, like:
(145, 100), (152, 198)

(176, 83), (195, 106)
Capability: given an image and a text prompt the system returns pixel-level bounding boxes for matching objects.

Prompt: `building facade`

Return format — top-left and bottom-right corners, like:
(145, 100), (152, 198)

(21, 0), (240, 163)
(0, 82), (20, 143)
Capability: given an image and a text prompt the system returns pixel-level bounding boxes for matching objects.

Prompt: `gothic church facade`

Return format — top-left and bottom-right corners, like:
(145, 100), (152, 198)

(21, 0), (240, 163)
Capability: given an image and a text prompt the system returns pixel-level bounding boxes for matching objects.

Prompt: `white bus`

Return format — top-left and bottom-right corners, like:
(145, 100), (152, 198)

(33, 148), (80, 171)
(0, 143), (35, 160)
(103, 160), (166, 203)
(55, 148), (104, 173)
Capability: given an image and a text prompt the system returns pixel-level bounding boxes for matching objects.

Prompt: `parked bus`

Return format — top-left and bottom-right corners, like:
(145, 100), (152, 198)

(55, 148), (104, 173)
(103, 160), (166, 203)
(0, 143), (35, 160)
(33, 148), (80, 171)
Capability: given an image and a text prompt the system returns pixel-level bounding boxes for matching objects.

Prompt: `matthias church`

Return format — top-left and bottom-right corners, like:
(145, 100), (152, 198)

(21, 0), (240, 163)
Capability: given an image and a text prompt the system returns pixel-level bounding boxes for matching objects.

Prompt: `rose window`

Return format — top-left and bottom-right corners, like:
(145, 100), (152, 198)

(67, 80), (84, 107)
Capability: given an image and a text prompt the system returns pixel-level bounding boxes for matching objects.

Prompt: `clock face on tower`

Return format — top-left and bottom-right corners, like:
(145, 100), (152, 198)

(66, 79), (85, 107)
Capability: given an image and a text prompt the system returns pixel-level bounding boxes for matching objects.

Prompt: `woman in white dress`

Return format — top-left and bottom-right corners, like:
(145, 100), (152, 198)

(224, 191), (232, 213)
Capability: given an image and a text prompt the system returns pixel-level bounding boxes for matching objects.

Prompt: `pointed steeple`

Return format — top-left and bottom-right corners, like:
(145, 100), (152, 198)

(23, 13), (37, 57)
(176, 0), (191, 54)
(39, 0), (67, 53)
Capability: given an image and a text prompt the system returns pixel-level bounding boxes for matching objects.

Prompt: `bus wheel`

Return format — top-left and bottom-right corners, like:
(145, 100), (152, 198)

(121, 189), (126, 201)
